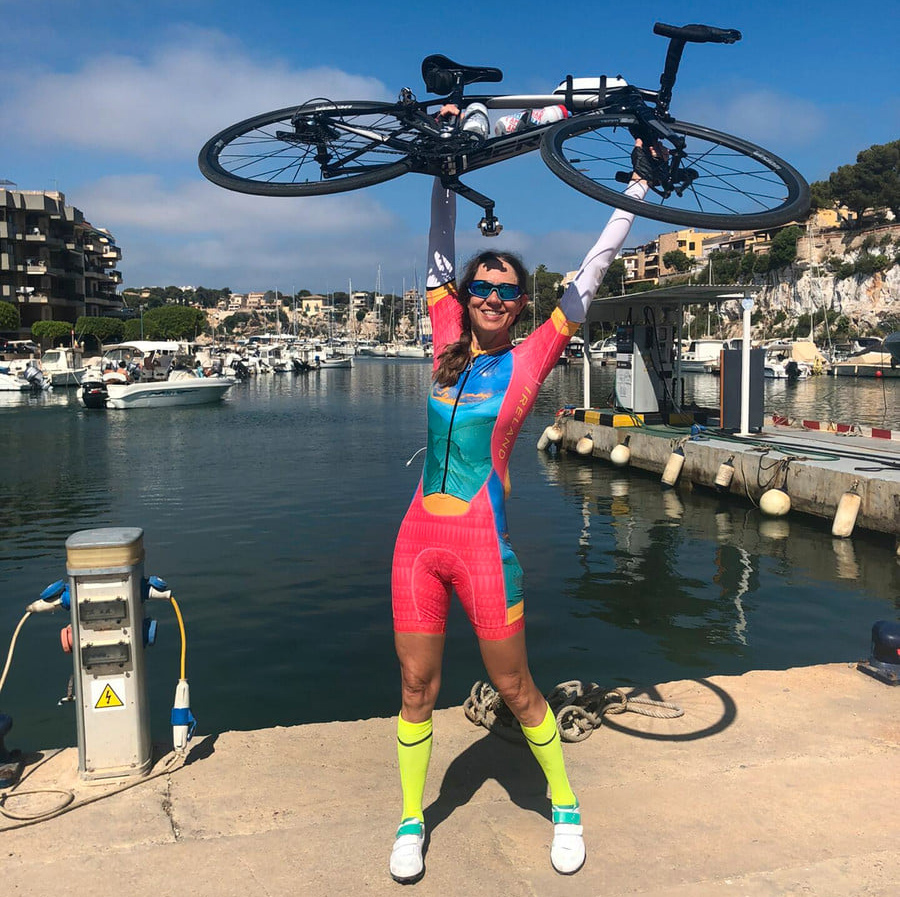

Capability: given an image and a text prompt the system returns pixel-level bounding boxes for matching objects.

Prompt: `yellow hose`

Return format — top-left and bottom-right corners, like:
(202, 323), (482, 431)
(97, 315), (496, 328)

(169, 597), (187, 680)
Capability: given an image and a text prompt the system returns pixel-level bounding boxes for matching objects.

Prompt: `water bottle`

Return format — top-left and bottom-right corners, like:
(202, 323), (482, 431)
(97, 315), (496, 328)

(493, 104), (569, 136)
(460, 102), (490, 141)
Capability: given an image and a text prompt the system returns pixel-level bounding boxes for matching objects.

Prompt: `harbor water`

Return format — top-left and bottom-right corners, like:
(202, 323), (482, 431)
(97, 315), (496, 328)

(1, 360), (898, 752)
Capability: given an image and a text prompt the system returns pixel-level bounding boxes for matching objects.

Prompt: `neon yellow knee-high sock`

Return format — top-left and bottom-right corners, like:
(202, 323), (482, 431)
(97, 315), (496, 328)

(397, 714), (433, 823)
(521, 703), (576, 806)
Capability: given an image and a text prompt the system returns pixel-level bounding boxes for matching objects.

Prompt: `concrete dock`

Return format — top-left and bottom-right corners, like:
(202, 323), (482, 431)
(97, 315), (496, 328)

(557, 410), (900, 538)
(2, 663), (898, 896)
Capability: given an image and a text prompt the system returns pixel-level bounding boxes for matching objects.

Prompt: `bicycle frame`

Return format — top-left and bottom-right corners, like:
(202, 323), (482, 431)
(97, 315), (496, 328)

(314, 80), (670, 235)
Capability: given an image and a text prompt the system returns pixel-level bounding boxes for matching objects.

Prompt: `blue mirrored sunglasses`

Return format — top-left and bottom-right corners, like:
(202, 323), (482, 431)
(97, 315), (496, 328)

(467, 280), (523, 302)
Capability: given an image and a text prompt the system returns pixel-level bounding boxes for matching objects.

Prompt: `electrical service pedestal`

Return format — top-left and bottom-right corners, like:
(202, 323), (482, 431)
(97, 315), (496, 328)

(66, 527), (152, 781)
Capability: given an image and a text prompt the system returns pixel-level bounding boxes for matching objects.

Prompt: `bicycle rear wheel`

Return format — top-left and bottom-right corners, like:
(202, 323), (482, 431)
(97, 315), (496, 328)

(198, 101), (416, 196)
(541, 113), (809, 229)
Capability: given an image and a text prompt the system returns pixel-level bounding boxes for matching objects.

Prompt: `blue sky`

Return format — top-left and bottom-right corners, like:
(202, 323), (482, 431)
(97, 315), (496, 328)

(3, 0), (897, 294)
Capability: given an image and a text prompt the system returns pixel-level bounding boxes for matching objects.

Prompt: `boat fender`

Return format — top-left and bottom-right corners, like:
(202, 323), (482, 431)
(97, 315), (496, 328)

(831, 481), (861, 538)
(760, 487), (791, 517)
(575, 435), (594, 456)
(610, 442), (631, 467)
(714, 455), (735, 491)
(546, 424), (563, 444)
(661, 446), (685, 487)
(537, 426), (555, 451)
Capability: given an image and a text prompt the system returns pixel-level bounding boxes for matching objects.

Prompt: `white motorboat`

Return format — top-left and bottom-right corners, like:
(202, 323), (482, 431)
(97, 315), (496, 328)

(589, 336), (617, 363)
(680, 339), (725, 373)
(40, 347), (86, 386)
(318, 356), (353, 369)
(0, 365), (29, 391)
(81, 365), (234, 409)
(396, 344), (426, 358)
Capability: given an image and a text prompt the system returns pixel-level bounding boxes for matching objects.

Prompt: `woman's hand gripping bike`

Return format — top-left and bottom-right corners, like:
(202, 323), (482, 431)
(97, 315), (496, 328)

(198, 22), (810, 235)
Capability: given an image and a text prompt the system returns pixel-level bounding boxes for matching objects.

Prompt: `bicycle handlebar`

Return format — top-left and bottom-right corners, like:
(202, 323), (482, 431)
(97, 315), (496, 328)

(653, 22), (742, 44)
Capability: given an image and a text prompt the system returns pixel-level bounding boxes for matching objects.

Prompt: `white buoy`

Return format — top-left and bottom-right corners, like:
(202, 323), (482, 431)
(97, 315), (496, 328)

(610, 443), (631, 466)
(575, 435), (594, 456)
(715, 455), (735, 491)
(759, 487), (791, 517)
(547, 424), (563, 444)
(661, 446), (685, 487)
(537, 427), (553, 451)
(831, 483), (861, 538)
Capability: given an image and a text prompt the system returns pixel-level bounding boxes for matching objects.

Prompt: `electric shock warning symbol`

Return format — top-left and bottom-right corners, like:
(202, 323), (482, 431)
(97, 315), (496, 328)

(94, 683), (124, 709)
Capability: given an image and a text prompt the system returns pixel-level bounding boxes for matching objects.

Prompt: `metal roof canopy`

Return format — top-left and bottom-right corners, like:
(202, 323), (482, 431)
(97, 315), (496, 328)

(586, 284), (755, 326)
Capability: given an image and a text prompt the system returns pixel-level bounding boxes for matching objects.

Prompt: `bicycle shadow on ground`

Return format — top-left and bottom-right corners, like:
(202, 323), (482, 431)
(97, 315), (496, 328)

(424, 730), (548, 840)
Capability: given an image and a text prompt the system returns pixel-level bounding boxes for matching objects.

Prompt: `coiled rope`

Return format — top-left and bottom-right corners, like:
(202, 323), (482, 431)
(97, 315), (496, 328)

(463, 679), (683, 743)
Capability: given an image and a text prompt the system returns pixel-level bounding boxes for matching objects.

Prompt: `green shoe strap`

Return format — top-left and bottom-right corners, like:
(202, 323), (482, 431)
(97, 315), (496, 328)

(552, 803), (581, 825)
(397, 817), (424, 837)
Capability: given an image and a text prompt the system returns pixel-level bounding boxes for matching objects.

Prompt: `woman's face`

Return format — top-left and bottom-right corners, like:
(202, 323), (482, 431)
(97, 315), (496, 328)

(466, 260), (528, 343)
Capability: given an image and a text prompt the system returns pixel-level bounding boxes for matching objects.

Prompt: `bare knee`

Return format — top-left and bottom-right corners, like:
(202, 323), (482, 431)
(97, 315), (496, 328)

(400, 667), (440, 720)
(493, 672), (543, 723)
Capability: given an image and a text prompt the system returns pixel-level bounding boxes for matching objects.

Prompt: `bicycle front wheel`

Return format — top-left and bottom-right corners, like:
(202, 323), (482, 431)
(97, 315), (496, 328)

(541, 113), (810, 229)
(198, 101), (416, 196)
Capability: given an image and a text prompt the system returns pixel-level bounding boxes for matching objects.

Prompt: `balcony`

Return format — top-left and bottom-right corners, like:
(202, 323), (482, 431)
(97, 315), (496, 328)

(24, 229), (46, 243)
(26, 260), (48, 275)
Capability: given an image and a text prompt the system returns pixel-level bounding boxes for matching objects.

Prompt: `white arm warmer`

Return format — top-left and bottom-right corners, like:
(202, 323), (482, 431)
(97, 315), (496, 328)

(426, 179), (456, 289)
(557, 180), (649, 323)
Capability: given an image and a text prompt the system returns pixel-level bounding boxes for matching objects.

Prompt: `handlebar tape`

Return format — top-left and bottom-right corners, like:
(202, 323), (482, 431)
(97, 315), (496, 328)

(653, 22), (742, 44)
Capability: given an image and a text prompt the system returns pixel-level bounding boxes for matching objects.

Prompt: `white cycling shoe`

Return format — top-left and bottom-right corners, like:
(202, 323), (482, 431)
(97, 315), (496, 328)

(390, 818), (425, 884)
(550, 803), (585, 875)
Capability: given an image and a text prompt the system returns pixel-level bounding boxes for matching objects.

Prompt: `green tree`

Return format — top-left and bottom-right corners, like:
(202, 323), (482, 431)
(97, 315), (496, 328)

(32, 320), (74, 346)
(0, 300), (20, 332)
(141, 305), (206, 339)
(76, 316), (124, 349)
(123, 319), (143, 341)
(596, 258), (626, 298)
(530, 264), (564, 322)
(662, 249), (692, 273)
(826, 140), (900, 220)
(222, 312), (251, 334)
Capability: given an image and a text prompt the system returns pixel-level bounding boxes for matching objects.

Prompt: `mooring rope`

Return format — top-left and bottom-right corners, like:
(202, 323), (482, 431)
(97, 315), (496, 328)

(463, 679), (683, 743)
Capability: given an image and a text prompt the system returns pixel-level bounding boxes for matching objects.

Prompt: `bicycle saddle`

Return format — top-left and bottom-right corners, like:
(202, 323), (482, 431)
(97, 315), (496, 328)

(421, 55), (503, 95)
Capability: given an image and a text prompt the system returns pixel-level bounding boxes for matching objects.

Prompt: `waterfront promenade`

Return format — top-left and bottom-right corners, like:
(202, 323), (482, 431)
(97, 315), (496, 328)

(2, 663), (897, 896)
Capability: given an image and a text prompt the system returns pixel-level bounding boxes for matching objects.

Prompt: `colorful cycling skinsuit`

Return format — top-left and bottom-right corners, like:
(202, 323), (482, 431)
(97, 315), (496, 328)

(391, 178), (645, 640)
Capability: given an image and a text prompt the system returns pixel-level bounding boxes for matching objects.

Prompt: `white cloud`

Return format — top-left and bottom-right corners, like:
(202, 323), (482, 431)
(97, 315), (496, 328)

(678, 87), (827, 150)
(0, 28), (391, 160)
(68, 173), (420, 291)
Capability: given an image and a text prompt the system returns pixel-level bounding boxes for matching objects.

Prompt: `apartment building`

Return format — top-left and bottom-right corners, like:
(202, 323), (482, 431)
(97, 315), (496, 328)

(0, 188), (123, 335)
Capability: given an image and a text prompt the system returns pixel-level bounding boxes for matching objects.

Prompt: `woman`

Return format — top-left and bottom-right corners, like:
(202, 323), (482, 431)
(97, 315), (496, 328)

(390, 113), (650, 883)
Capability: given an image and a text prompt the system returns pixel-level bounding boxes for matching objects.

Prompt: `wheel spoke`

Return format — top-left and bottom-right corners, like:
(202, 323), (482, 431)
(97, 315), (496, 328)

(547, 116), (804, 226)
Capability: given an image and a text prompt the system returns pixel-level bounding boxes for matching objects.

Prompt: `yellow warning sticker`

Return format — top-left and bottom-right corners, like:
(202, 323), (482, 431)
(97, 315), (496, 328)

(95, 683), (124, 709)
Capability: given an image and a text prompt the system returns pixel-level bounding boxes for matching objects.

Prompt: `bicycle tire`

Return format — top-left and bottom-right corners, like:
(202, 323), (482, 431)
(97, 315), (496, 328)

(541, 113), (810, 229)
(198, 101), (416, 197)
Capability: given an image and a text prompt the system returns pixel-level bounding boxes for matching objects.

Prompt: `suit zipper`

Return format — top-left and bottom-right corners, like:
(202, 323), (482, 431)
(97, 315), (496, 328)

(440, 361), (473, 494)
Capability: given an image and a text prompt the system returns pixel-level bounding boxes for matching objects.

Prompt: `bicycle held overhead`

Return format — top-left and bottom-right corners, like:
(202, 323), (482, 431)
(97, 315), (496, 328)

(198, 21), (810, 234)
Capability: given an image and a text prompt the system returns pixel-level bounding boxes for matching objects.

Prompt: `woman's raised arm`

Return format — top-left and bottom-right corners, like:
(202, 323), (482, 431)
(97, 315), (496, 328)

(426, 178), (456, 291)
(557, 178), (649, 324)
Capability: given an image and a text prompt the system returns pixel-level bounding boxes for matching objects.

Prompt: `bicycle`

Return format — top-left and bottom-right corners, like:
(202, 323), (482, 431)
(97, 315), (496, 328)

(198, 22), (810, 236)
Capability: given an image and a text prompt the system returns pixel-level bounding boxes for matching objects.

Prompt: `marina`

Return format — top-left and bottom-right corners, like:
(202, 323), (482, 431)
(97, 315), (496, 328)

(1, 360), (898, 756)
